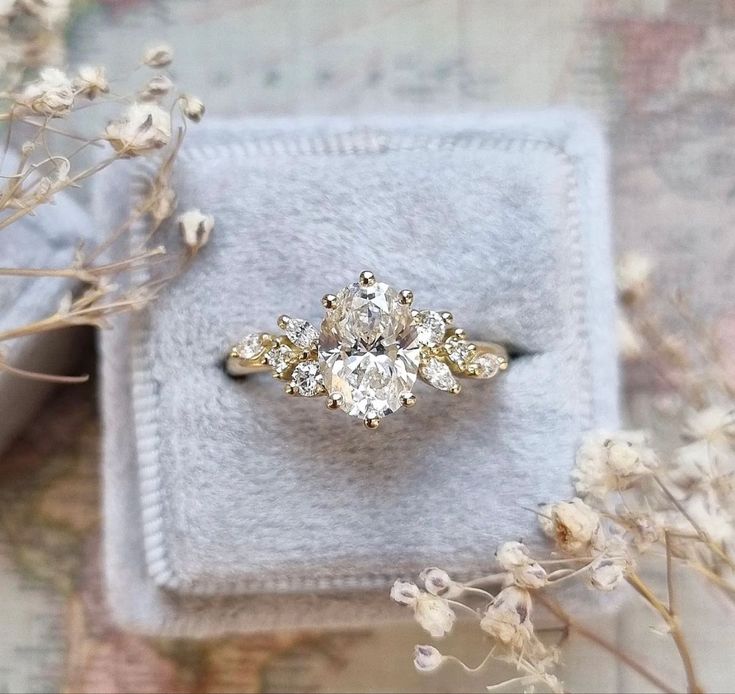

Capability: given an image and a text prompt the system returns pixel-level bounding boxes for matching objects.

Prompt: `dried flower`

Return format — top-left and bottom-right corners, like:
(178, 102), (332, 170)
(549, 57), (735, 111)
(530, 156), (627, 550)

(17, 66), (74, 116)
(618, 313), (643, 360)
(573, 430), (658, 500)
(413, 645), (443, 673)
(589, 553), (628, 591)
(496, 541), (548, 589)
(141, 74), (174, 99)
(143, 43), (173, 68)
(419, 567), (459, 597)
(539, 498), (602, 555)
(73, 65), (109, 99)
(105, 102), (171, 156)
(617, 252), (652, 304)
(480, 586), (534, 650)
(177, 209), (213, 253)
(180, 93), (205, 122)
(15, 0), (70, 27)
(684, 405), (735, 446)
(390, 579), (456, 638)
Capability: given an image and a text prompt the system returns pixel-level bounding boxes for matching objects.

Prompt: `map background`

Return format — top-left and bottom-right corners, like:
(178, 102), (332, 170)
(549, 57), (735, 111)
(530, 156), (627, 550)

(3, 1), (735, 691)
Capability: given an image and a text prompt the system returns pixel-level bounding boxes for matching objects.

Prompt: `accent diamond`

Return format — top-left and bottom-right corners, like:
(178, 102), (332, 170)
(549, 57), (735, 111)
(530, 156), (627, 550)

(233, 333), (265, 360)
(318, 281), (421, 418)
(444, 334), (473, 369)
(420, 357), (460, 392)
(414, 310), (447, 347)
(284, 318), (319, 350)
(265, 343), (297, 375)
(470, 353), (502, 379)
(290, 360), (323, 396)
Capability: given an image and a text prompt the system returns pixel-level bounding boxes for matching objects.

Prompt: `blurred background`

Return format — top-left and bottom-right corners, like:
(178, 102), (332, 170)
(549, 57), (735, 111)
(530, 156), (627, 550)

(2, 1), (735, 691)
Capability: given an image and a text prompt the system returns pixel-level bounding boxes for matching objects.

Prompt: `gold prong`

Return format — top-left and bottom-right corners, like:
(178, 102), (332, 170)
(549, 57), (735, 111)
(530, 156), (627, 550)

(398, 289), (414, 306)
(449, 383), (462, 395)
(326, 392), (343, 410)
(411, 309), (419, 319)
(467, 343), (477, 352)
(359, 270), (376, 287)
(440, 311), (454, 324)
(284, 383), (297, 395)
(400, 392), (416, 408)
(364, 413), (380, 429)
(277, 314), (290, 330)
(452, 328), (467, 339)
(322, 293), (337, 309)
(498, 356), (509, 371)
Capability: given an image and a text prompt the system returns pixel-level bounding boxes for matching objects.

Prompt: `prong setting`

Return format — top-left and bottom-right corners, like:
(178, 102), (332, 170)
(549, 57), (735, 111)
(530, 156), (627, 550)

(363, 412), (380, 429)
(326, 392), (343, 410)
(322, 293), (337, 309)
(400, 392), (417, 408)
(398, 289), (414, 306)
(359, 270), (376, 287)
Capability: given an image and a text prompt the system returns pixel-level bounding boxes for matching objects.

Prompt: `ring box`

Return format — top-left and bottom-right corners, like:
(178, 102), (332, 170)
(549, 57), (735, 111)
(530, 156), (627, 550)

(99, 112), (618, 635)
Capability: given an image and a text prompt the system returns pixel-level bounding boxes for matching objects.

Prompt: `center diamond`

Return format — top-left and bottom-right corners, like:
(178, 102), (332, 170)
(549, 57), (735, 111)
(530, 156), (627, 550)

(318, 281), (420, 419)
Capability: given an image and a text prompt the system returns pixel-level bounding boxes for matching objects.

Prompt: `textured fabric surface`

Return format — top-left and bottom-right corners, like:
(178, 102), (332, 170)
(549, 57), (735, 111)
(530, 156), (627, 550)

(0, 167), (93, 454)
(100, 111), (619, 634)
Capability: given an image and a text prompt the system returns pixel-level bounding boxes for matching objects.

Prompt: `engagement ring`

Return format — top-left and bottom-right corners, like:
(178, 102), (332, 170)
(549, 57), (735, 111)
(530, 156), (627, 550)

(225, 271), (508, 429)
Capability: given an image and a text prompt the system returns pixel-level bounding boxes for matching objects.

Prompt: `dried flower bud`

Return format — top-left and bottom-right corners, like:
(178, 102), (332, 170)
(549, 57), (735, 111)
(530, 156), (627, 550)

(21, 141), (35, 155)
(496, 541), (548, 589)
(105, 102), (171, 156)
(141, 74), (174, 99)
(413, 645), (443, 673)
(143, 43), (173, 68)
(73, 65), (109, 99)
(178, 209), (214, 253)
(17, 67), (74, 117)
(589, 554), (627, 591)
(617, 252), (652, 304)
(390, 579), (420, 607)
(419, 567), (454, 596)
(539, 498), (602, 555)
(390, 580), (455, 638)
(573, 430), (658, 500)
(180, 93), (205, 122)
(150, 186), (177, 223)
(480, 586), (534, 650)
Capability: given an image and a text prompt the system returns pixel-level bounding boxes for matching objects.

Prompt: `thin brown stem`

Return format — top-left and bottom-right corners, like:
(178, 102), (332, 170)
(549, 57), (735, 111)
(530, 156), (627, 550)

(536, 593), (677, 694)
(626, 572), (704, 693)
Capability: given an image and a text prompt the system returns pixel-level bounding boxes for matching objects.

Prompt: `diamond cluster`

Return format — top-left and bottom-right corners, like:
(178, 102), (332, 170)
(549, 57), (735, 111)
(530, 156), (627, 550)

(229, 271), (506, 428)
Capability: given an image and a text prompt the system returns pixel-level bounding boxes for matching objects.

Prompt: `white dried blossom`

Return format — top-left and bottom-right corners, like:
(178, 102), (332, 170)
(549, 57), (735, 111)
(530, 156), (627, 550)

(589, 553), (628, 591)
(413, 645), (444, 673)
(419, 567), (459, 597)
(390, 579), (420, 606)
(573, 430), (658, 500)
(73, 65), (109, 99)
(539, 498), (602, 555)
(17, 67), (74, 117)
(390, 579), (456, 638)
(177, 209), (214, 253)
(684, 405), (735, 446)
(480, 586), (534, 650)
(180, 93), (205, 122)
(623, 512), (661, 551)
(686, 493), (734, 545)
(670, 440), (717, 489)
(104, 102), (171, 156)
(141, 74), (174, 99)
(143, 43), (173, 68)
(617, 251), (652, 304)
(495, 541), (548, 589)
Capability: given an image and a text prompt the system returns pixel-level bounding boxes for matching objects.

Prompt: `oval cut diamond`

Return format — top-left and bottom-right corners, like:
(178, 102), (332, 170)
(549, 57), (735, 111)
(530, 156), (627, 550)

(318, 281), (420, 418)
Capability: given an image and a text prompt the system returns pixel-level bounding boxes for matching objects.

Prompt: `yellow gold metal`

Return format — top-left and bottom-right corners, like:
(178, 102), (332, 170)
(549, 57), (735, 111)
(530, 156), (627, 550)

(364, 413), (380, 429)
(326, 392), (343, 410)
(440, 311), (454, 324)
(398, 289), (414, 306)
(322, 293), (337, 309)
(400, 392), (417, 408)
(277, 314), (291, 330)
(359, 270), (376, 287)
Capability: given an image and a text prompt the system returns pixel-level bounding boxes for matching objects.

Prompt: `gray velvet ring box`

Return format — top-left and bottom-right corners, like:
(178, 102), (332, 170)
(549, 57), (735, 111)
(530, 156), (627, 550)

(100, 111), (619, 635)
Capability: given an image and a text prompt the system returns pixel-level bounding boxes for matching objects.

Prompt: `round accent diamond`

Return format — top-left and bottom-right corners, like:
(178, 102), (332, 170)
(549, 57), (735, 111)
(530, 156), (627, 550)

(290, 360), (323, 396)
(265, 343), (296, 375)
(444, 334), (473, 369)
(470, 353), (502, 379)
(233, 333), (265, 359)
(414, 310), (447, 347)
(318, 281), (421, 418)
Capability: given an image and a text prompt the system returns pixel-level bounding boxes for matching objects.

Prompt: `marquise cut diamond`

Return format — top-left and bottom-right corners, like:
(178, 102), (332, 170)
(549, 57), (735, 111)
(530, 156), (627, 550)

(284, 318), (319, 350)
